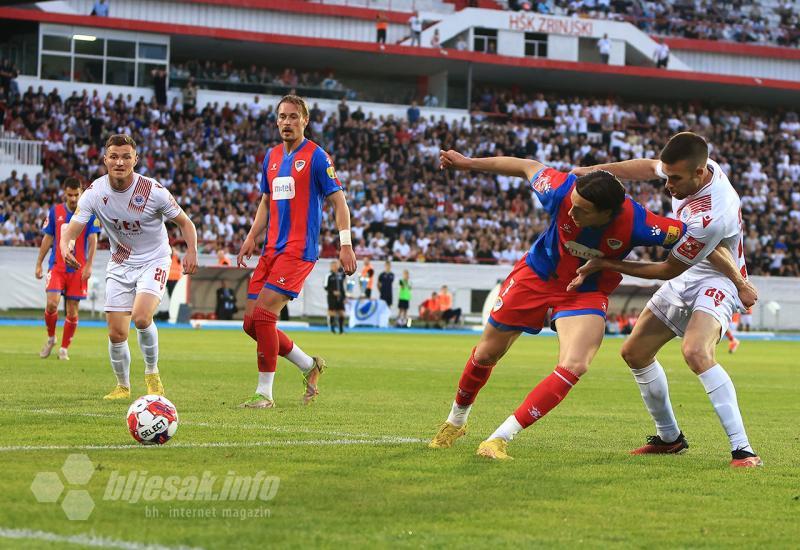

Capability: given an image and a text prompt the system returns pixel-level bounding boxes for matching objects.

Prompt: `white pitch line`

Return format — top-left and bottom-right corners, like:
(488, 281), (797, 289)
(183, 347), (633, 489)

(0, 437), (426, 452)
(13, 408), (377, 438)
(0, 527), (203, 550)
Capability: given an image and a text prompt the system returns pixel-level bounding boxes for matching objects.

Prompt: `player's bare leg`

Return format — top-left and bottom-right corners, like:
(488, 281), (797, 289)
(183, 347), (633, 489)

(132, 292), (164, 396)
(40, 292), (61, 358)
(621, 309), (687, 454)
(105, 310), (132, 400)
(682, 311), (761, 467)
(429, 324), (520, 449)
(478, 315), (604, 460)
(243, 297), (320, 401)
(243, 298), (258, 341)
(58, 299), (80, 361)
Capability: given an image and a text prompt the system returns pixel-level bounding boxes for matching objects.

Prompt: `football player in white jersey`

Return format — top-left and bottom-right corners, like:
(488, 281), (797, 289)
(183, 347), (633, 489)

(60, 134), (198, 400)
(571, 132), (762, 468)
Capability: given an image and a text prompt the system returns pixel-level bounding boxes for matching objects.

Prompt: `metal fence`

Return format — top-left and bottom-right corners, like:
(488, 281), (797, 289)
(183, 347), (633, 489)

(0, 137), (42, 166)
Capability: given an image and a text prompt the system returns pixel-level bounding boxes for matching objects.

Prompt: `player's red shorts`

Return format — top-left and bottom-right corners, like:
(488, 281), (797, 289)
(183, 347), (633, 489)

(489, 255), (608, 334)
(247, 253), (315, 300)
(46, 269), (88, 300)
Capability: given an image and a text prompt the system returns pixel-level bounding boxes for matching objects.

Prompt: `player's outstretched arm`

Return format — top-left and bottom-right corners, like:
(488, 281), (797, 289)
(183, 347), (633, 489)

(237, 194), (268, 268)
(82, 233), (98, 281)
(327, 190), (357, 276)
(707, 246), (758, 308)
(35, 234), (54, 279)
(571, 159), (659, 181)
(439, 150), (544, 181)
(171, 212), (198, 274)
(567, 254), (689, 291)
(60, 219), (87, 270)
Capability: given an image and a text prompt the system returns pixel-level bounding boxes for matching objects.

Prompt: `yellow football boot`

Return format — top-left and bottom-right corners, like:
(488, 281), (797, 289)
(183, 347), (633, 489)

(103, 385), (131, 400)
(477, 438), (513, 460)
(428, 422), (467, 449)
(144, 373), (164, 396)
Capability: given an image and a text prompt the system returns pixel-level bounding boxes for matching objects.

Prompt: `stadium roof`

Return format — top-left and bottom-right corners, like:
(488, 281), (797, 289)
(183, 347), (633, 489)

(2, 5), (799, 107)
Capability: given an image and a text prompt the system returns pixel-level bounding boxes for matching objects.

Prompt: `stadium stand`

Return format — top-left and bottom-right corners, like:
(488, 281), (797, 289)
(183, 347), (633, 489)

(1, 82), (799, 276)
(497, 0), (800, 48)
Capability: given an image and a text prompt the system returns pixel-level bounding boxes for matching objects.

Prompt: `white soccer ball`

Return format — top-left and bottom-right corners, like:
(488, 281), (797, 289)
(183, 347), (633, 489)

(126, 395), (179, 445)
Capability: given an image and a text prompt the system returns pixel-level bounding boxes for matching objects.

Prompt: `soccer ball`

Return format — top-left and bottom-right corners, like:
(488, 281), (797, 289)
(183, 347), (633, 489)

(126, 395), (179, 445)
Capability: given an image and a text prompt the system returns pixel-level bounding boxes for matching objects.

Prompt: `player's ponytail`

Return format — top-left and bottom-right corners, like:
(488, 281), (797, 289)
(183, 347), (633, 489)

(575, 170), (625, 218)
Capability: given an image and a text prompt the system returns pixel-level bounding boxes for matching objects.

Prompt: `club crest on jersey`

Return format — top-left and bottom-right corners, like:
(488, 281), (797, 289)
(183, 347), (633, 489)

(702, 215), (712, 228)
(102, 196), (108, 205)
(131, 194), (146, 208)
(294, 160), (306, 172)
(270, 162), (278, 171)
(493, 297), (503, 312)
(606, 238), (623, 250)
(664, 225), (681, 246)
(531, 173), (551, 194)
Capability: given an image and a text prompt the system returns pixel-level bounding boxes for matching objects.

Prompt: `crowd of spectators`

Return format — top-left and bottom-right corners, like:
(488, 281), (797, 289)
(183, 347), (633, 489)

(170, 60), (352, 99)
(508, 0), (800, 48)
(1, 82), (799, 277)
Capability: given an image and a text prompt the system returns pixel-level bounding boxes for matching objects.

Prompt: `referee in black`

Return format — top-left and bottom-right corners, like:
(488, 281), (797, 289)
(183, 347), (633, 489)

(325, 260), (347, 334)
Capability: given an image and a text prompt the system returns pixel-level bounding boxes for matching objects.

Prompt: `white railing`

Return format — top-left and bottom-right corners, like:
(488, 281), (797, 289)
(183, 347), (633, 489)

(0, 137), (42, 166)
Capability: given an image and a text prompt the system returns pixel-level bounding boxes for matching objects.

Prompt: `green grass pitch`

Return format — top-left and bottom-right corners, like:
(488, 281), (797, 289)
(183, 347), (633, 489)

(1, 326), (798, 548)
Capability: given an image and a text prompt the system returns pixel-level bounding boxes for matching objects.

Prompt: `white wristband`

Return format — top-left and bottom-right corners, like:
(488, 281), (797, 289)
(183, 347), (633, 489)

(339, 229), (352, 246)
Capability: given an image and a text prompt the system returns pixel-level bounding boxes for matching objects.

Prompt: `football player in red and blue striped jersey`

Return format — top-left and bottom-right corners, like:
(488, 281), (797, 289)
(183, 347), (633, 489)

(35, 177), (100, 360)
(237, 95), (357, 409)
(429, 150), (688, 459)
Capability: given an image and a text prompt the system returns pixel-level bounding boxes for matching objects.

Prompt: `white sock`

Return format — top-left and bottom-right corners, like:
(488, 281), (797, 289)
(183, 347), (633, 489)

(285, 343), (314, 373)
(136, 322), (159, 374)
(489, 414), (524, 442)
(446, 401), (472, 427)
(256, 372), (275, 400)
(108, 340), (131, 388)
(47, 336), (56, 344)
(698, 364), (753, 453)
(631, 361), (681, 443)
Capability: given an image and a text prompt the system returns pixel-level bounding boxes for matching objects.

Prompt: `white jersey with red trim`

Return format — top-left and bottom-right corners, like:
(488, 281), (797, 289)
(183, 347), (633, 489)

(73, 173), (183, 265)
(655, 158), (746, 288)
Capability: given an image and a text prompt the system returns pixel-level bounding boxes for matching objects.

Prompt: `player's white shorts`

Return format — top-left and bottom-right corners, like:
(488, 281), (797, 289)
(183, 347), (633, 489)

(740, 313), (752, 327)
(105, 257), (171, 312)
(646, 276), (741, 340)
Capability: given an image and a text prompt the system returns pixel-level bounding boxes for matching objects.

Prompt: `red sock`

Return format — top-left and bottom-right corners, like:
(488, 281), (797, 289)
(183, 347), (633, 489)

(454, 347), (495, 406)
(725, 329), (734, 342)
(243, 314), (256, 341)
(277, 329), (293, 356)
(513, 366), (580, 428)
(44, 310), (58, 338)
(253, 307), (278, 373)
(61, 316), (78, 349)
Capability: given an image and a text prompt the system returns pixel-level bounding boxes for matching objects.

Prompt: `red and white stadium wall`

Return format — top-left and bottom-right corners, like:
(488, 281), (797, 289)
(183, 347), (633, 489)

(1, 247), (797, 329)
